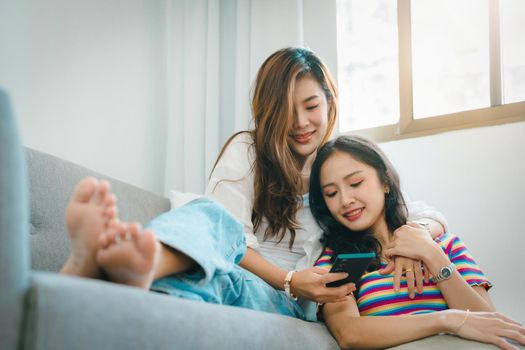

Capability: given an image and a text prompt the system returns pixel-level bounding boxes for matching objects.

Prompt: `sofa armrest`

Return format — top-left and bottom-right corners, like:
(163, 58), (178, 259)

(24, 272), (338, 350)
(1, 89), (30, 350)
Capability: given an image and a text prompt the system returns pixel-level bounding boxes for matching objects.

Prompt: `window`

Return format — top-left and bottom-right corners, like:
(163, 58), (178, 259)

(336, 0), (525, 141)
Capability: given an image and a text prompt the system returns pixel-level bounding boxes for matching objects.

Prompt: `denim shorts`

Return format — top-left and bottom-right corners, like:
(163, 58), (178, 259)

(145, 198), (307, 320)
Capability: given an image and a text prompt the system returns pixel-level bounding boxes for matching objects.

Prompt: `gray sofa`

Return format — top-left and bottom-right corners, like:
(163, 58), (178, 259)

(1, 89), (512, 349)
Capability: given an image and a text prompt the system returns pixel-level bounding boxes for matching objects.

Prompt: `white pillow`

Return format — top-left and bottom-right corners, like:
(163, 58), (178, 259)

(168, 190), (203, 209)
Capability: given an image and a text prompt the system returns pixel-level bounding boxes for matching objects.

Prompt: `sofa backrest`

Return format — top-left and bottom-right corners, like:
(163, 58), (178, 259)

(26, 148), (171, 272)
(0, 89), (30, 350)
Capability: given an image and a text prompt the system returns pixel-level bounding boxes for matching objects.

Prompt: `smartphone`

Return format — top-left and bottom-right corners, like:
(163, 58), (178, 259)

(326, 252), (376, 287)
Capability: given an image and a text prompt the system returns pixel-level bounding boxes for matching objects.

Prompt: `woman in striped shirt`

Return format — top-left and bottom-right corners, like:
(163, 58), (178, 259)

(309, 135), (525, 349)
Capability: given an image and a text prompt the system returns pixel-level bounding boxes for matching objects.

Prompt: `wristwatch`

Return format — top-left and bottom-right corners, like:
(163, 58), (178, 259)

(433, 263), (455, 283)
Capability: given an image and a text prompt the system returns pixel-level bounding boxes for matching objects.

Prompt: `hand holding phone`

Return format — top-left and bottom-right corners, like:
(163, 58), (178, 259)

(327, 252), (376, 287)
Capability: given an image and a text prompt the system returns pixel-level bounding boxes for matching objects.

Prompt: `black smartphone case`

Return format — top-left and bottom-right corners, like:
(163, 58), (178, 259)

(327, 254), (375, 287)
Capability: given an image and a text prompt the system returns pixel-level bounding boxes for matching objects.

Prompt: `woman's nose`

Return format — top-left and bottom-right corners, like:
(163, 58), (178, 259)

(293, 110), (310, 129)
(341, 189), (354, 208)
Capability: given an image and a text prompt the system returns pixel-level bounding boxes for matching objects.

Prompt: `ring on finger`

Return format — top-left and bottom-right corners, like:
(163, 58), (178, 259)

(404, 268), (413, 273)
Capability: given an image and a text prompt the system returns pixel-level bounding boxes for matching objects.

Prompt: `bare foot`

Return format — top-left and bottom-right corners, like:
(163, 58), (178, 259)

(60, 177), (118, 278)
(96, 222), (160, 289)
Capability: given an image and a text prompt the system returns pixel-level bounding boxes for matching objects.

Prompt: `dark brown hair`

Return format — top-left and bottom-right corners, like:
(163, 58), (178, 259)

(309, 135), (408, 269)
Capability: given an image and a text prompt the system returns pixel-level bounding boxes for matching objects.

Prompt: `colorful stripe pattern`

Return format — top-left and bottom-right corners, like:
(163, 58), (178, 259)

(315, 232), (492, 316)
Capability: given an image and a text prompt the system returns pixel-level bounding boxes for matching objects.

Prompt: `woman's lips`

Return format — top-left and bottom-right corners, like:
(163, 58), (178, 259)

(343, 208), (364, 222)
(292, 130), (315, 144)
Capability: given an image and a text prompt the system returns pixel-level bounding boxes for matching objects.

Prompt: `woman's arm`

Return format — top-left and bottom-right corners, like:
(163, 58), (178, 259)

(324, 300), (444, 349)
(381, 196), (446, 296)
(207, 134), (354, 302)
(380, 221), (442, 297)
(416, 239), (495, 311)
(239, 248), (286, 290)
(412, 217), (444, 238)
(239, 248), (355, 303)
(385, 223), (494, 311)
(404, 193), (447, 238)
(323, 300), (524, 350)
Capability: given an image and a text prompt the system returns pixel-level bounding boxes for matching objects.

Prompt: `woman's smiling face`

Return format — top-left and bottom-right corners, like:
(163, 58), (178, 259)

(320, 150), (388, 233)
(287, 75), (329, 163)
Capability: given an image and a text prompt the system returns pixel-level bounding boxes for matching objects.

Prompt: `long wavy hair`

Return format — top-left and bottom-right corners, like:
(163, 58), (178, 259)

(309, 135), (408, 271)
(212, 47), (337, 248)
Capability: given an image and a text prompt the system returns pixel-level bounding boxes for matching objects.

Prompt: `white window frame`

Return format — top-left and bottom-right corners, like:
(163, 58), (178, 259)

(337, 0), (525, 142)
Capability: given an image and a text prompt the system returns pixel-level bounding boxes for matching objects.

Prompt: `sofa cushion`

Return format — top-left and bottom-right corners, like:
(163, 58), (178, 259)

(24, 272), (338, 350)
(169, 189), (202, 209)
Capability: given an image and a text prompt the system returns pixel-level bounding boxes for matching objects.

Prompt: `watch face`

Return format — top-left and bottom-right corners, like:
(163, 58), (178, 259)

(442, 267), (452, 278)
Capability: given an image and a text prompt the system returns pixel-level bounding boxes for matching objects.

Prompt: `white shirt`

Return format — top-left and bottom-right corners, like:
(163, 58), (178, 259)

(205, 132), (448, 272)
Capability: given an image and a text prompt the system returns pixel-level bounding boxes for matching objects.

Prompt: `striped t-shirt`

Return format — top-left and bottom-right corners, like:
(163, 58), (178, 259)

(315, 232), (492, 316)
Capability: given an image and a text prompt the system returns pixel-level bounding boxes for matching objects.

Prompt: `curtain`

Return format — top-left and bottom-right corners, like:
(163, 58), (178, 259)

(163, 0), (334, 194)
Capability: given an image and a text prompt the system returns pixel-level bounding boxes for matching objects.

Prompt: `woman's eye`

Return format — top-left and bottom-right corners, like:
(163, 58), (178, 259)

(350, 181), (363, 188)
(306, 104), (319, 111)
(324, 191), (337, 198)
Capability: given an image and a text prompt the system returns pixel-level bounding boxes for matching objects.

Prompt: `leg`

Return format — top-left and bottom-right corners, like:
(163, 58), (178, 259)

(60, 177), (118, 278)
(150, 265), (307, 320)
(145, 198), (246, 284)
(97, 198), (245, 290)
(155, 243), (197, 280)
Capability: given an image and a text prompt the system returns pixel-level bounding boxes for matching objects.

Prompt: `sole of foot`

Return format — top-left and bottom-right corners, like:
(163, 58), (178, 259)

(60, 177), (118, 278)
(96, 222), (159, 289)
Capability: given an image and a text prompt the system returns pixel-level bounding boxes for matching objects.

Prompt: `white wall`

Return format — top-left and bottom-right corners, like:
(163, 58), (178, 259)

(0, 0), (168, 194)
(380, 121), (525, 321)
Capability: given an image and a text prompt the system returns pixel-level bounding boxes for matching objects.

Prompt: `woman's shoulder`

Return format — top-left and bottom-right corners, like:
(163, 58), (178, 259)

(227, 131), (254, 148)
(434, 232), (468, 254)
(434, 232), (459, 243)
(221, 131), (255, 163)
(209, 131), (255, 182)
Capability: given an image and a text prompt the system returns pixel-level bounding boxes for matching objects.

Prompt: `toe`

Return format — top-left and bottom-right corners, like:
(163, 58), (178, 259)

(128, 223), (142, 240)
(104, 206), (118, 219)
(138, 229), (158, 260)
(95, 180), (111, 204)
(106, 223), (125, 245)
(104, 193), (117, 207)
(115, 222), (128, 242)
(108, 218), (120, 228)
(99, 231), (111, 248)
(72, 177), (98, 203)
(105, 230), (117, 245)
